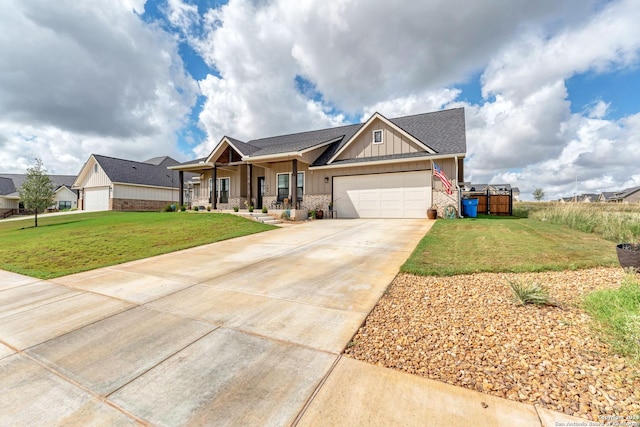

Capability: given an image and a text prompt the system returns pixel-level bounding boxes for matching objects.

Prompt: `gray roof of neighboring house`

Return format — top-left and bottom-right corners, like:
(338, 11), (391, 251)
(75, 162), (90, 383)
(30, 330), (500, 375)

(187, 107), (466, 167)
(143, 156), (182, 167)
(93, 155), (186, 188)
(0, 177), (16, 195)
(581, 193), (599, 201)
(0, 173), (76, 192)
(619, 186), (640, 197)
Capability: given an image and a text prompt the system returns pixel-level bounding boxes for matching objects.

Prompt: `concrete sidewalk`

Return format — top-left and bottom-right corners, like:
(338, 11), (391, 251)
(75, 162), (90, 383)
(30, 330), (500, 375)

(0, 219), (588, 426)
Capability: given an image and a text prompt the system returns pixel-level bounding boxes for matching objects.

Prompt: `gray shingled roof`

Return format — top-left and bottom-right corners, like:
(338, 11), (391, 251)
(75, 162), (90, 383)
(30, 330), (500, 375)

(93, 155), (182, 188)
(388, 108), (466, 155)
(0, 177), (16, 195)
(247, 122), (362, 158)
(225, 137), (262, 156)
(0, 174), (76, 192)
(178, 107), (466, 168)
(144, 156), (182, 167)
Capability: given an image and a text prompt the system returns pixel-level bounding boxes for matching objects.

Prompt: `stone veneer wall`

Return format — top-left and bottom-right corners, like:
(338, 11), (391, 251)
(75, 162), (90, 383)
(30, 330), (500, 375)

(111, 198), (173, 211)
(262, 194), (332, 211)
(432, 190), (460, 218)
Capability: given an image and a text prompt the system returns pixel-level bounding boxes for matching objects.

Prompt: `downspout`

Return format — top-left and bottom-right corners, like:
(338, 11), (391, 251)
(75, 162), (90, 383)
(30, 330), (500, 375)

(455, 156), (462, 218)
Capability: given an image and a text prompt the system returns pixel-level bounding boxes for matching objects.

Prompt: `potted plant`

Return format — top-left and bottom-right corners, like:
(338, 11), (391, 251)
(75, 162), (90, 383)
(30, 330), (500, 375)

(233, 206), (239, 212)
(316, 205), (324, 219)
(616, 243), (640, 272)
(248, 205), (254, 212)
(262, 206), (268, 214)
(427, 205), (438, 220)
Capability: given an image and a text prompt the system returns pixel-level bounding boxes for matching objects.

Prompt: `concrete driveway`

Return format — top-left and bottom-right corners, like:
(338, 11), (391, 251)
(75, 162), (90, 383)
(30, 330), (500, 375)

(0, 217), (585, 427)
(0, 218), (432, 426)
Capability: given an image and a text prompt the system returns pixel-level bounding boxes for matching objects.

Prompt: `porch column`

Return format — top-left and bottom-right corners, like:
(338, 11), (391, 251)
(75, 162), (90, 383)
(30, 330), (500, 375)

(247, 163), (253, 208)
(291, 159), (298, 208)
(178, 171), (184, 207)
(212, 166), (217, 209)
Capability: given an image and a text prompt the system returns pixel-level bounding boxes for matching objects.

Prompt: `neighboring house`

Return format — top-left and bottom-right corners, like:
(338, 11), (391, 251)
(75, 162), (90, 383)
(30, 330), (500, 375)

(597, 191), (618, 203)
(170, 108), (467, 218)
(73, 155), (194, 211)
(0, 173), (77, 212)
(580, 193), (599, 203)
(606, 186), (640, 203)
(512, 187), (520, 201)
(0, 177), (18, 210)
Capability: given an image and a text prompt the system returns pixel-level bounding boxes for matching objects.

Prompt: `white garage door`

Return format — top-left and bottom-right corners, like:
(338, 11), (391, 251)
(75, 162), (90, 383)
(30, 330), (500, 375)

(333, 171), (431, 218)
(84, 188), (109, 211)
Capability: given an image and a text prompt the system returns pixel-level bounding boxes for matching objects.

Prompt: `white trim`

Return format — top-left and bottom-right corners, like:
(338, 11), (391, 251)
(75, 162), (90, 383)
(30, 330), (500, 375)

(167, 162), (214, 171)
(243, 152), (301, 162)
(309, 153), (465, 170)
(327, 112), (436, 164)
(107, 182), (179, 191)
(372, 129), (383, 145)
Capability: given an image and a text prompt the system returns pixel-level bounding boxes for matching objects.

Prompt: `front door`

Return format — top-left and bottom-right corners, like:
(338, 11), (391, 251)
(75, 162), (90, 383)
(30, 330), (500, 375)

(257, 176), (265, 209)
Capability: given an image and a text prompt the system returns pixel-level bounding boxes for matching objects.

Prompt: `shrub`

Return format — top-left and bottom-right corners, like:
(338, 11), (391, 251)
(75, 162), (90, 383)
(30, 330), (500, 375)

(509, 280), (557, 306)
(162, 204), (173, 213)
(180, 205), (186, 212)
(262, 207), (268, 214)
(248, 205), (254, 212)
(206, 205), (211, 211)
(281, 210), (290, 220)
(233, 206), (239, 212)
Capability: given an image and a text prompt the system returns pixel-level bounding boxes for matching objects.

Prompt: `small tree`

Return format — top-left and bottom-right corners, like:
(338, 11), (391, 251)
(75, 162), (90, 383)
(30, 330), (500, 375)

(19, 159), (55, 227)
(532, 188), (545, 201)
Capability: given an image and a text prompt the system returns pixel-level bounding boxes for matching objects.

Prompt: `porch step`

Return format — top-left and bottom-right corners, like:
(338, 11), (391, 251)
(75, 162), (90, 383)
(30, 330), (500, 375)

(250, 213), (282, 225)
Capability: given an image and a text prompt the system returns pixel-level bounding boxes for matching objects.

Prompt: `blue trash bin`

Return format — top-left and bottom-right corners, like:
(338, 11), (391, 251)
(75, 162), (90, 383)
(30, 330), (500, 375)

(462, 198), (478, 218)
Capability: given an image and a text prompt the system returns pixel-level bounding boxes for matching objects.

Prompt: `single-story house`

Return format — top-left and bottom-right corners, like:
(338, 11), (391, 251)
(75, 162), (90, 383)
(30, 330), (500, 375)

(169, 107), (467, 218)
(598, 186), (640, 203)
(73, 155), (194, 211)
(0, 173), (78, 213)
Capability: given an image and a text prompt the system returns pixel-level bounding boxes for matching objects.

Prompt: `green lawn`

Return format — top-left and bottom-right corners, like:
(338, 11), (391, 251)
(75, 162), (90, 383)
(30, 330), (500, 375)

(401, 215), (619, 276)
(0, 211), (276, 279)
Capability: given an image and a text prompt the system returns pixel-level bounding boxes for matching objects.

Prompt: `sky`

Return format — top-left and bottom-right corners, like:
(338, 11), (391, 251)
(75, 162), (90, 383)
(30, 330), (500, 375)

(1, 0), (639, 201)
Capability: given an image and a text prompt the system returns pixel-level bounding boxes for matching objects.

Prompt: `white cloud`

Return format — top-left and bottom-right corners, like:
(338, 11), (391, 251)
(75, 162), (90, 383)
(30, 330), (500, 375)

(457, 0), (640, 200)
(0, 0), (198, 173)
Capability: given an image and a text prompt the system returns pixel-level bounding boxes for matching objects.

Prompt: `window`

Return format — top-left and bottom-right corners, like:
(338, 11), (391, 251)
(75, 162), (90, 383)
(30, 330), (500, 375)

(277, 172), (304, 203)
(277, 173), (289, 202)
(373, 129), (383, 144)
(296, 172), (304, 202)
(217, 177), (229, 203)
(94, 164), (98, 173)
(59, 201), (72, 210)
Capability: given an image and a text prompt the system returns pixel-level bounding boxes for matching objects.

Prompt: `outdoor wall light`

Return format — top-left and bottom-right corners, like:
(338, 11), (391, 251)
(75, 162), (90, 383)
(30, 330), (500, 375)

(324, 177), (329, 183)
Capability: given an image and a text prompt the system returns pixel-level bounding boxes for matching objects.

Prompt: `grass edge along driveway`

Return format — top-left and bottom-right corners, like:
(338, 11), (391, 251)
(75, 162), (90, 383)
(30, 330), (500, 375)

(401, 216), (619, 276)
(0, 211), (276, 279)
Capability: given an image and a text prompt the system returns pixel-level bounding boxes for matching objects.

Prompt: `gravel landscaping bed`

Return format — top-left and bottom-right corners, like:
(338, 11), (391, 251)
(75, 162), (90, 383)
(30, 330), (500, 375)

(344, 268), (640, 421)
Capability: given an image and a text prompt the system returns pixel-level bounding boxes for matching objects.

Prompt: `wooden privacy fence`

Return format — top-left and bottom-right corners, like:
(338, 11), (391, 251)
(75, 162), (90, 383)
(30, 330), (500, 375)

(466, 189), (513, 216)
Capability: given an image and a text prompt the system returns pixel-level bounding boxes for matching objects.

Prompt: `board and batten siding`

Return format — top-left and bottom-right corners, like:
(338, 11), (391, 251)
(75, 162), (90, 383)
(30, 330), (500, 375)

(81, 160), (112, 188)
(335, 118), (424, 161)
(113, 184), (178, 201)
(0, 197), (18, 209)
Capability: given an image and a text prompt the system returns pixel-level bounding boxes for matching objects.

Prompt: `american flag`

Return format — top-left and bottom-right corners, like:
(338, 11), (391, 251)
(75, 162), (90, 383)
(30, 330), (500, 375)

(433, 162), (452, 195)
